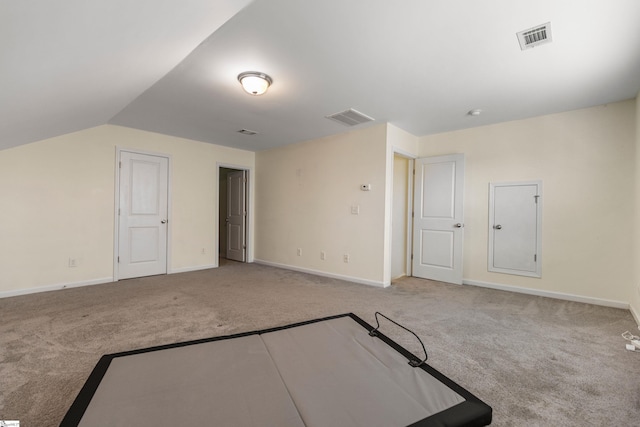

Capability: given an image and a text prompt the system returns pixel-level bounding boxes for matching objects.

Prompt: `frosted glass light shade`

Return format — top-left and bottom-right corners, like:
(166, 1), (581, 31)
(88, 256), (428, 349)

(238, 72), (272, 96)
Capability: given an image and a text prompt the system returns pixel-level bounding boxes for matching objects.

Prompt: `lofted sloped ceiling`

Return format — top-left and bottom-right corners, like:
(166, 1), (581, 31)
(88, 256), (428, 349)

(0, 0), (252, 150)
(3, 0), (640, 152)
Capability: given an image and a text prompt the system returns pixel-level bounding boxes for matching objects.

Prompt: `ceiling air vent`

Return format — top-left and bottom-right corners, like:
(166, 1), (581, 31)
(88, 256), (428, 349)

(237, 129), (257, 136)
(326, 108), (375, 127)
(517, 22), (552, 50)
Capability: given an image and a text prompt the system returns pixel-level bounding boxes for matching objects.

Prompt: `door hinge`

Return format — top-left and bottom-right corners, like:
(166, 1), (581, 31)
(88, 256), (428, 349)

(118, 208), (120, 215)
(412, 212), (415, 218)
(119, 161), (122, 169)
(534, 254), (537, 262)
(534, 195), (540, 203)
(411, 253), (414, 260)
(117, 256), (120, 263)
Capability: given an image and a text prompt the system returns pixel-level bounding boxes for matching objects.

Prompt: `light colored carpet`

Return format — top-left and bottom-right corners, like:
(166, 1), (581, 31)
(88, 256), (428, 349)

(1, 259), (639, 426)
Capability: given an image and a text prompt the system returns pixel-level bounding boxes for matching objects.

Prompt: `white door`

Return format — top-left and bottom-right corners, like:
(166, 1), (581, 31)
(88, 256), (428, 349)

(118, 151), (169, 279)
(489, 181), (542, 277)
(226, 170), (246, 262)
(412, 154), (465, 284)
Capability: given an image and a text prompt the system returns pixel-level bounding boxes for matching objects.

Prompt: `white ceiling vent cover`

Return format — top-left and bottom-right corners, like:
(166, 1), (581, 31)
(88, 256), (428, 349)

(326, 108), (375, 126)
(517, 22), (552, 50)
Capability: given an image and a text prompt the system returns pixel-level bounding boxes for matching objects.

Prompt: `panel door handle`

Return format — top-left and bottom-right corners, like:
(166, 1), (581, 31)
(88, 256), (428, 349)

(494, 224), (502, 230)
(454, 223), (463, 228)
(161, 219), (167, 224)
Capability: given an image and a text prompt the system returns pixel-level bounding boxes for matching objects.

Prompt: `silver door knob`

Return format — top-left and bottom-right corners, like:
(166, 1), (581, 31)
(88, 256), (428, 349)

(494, 224), (502, 229)
(161, 219), (167, 224)
(454, 223), (463, 228)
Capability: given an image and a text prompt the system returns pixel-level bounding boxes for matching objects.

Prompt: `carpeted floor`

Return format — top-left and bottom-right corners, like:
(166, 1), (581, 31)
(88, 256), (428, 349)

(1, 259), (639, 426)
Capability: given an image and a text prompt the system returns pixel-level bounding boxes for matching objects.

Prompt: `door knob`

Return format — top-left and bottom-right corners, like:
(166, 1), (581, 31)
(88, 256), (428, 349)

(161, 219), (167, 224)
(454, 223), (463, 228)
(494, 224), (502, 230)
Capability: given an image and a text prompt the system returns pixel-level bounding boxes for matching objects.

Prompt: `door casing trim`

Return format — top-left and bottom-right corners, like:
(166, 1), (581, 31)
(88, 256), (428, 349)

(216, 162), (253, 266)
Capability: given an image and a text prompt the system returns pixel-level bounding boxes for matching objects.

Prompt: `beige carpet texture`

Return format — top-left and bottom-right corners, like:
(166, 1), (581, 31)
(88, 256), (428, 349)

(1, 260), (640, 426)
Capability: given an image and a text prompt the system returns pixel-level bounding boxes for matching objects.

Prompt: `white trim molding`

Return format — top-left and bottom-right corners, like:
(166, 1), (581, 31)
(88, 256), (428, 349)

(253, 259), (389, 288)
(630, 304), (640, 327)
(170, 264), (217, 274)
(464, 279), (629, 309)
(0, 277), (113, 299)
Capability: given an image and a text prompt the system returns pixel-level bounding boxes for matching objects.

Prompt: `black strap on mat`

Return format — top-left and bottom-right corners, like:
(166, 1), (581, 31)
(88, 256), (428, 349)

(368, 311), (428, 367)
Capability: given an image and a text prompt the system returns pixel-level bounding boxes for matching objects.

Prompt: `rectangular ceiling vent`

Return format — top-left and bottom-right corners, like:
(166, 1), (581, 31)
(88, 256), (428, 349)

(517, 22), (552, 50)
(237, 129), (258, 136)
(326, 108), (375, 127)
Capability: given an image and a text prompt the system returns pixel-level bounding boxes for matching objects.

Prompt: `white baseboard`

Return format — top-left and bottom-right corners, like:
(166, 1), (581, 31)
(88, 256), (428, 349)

(253, 259), (389, 288)
(464, 279), (629, 310)
(0, 263), (218, 299)
(170, 264), (217, 274)
(630, 304), (640, 327)
(0, 277), (114, 299)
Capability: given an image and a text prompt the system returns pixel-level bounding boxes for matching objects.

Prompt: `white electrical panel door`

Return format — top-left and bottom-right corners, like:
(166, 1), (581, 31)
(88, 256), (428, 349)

(118, 151), (169, 280)
(489, 181), (542, 277)
(412, 154), (465, 285)
(226, 170), (247, 262)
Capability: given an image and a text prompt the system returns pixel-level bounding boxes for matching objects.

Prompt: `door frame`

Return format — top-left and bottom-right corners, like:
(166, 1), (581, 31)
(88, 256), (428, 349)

(406, 158), (415, 277)
(386, 147), (417, 284)
(113, 147), (173, 281)
(216, 162), (252, 265)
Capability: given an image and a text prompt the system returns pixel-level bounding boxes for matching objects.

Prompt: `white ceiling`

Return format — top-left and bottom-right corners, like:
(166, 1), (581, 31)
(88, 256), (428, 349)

(3, 0), (640, 152)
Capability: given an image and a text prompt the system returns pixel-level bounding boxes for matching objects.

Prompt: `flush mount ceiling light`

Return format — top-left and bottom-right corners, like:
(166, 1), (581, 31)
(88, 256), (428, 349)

(237, 71), (272, 96)
(467, 109), (482, 116)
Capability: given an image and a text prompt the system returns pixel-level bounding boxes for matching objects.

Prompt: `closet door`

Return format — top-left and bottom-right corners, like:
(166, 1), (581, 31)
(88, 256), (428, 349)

(489, 181), (542, 277)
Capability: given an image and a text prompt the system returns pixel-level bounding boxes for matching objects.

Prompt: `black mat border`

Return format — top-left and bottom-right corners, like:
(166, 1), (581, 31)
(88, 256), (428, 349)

(59, 313), (491, 427)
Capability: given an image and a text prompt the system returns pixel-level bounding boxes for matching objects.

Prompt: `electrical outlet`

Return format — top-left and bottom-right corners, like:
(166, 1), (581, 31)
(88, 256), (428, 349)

(320, 251), (326, 260)
(68, 258), (78, 268)
(297, 248), (302, 256)
(343, 254), (350, 263)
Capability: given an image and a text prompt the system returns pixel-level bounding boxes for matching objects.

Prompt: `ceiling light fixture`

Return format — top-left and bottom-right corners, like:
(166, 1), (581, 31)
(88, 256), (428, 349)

(468, 109), (482, 116)
(237, 71), (272, 96)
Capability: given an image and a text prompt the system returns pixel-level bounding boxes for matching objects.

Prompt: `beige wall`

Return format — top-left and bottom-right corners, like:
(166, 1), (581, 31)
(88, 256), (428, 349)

(0, 125), (254, 295)
(255, 124), (389, 286)
(632, 94), (640, 321)
(3, 100), (638, 312)
(387, 124), (419, 157)
(419, 100), (636, 304)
